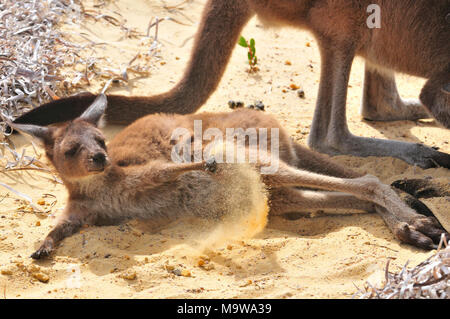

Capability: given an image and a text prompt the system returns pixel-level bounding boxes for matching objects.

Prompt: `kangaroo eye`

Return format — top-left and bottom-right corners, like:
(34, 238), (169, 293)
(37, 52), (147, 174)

(97, 139), (106, 149)
(65, 145), (79, 157)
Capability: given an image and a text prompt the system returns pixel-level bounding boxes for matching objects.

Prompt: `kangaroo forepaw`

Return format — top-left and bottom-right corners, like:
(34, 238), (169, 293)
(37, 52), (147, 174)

(31, 238), (54, 260)
(204, 157), (217, 173)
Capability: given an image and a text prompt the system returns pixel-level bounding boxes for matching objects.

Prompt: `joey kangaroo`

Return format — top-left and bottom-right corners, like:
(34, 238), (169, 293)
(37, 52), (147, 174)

(10, 94), (449, 259)
(13, 0), (450, 168)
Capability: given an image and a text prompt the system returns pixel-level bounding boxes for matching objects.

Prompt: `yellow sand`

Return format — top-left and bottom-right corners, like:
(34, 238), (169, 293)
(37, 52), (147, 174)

(0, 0), (449, 298)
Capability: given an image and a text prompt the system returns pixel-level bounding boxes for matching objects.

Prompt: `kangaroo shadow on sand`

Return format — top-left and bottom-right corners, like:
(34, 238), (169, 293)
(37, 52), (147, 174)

(361, 117), (444, 147)
(266, 212), (396, 245)
(30, 209), (434, 283)
(31, 216), (286, 280)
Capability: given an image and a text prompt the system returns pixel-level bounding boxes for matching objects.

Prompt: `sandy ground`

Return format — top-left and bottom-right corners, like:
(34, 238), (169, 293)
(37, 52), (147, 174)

(0, 0), (449, 299)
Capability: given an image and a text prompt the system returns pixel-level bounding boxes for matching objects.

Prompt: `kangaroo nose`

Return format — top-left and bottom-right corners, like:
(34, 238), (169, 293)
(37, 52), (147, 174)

(92, 152), (106, 165)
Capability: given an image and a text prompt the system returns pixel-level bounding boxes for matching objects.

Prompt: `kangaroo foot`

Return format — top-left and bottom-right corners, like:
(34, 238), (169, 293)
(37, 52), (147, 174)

(391, 178), (450, 245)
(362, 98), (430, 122)
(391, 178), (450, 198)
(410, 216), (449, 244)
(361, 66), (431, 122)
(374, 206), (446, 250)
(392, 221), (437, 250)
(309, 133), (450, 169)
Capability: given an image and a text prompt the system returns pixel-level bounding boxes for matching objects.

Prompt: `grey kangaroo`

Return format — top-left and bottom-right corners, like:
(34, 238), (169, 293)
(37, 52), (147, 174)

(10, 95), (449, 259)
(14, 0), (450, 168)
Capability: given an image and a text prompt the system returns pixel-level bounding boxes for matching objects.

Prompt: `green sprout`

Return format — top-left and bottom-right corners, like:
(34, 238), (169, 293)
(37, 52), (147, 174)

(238, 36), (258, 72)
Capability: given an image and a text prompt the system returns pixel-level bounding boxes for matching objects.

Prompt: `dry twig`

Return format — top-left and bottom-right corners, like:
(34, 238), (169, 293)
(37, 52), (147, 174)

(355, 235), (450, 299)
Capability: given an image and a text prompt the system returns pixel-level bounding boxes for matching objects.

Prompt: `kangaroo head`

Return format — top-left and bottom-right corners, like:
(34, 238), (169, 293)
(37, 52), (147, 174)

(11, 94), (110, 180)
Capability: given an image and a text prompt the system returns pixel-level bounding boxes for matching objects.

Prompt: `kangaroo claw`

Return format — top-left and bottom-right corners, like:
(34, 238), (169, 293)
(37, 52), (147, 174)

(204, 157), (217, 173)
(31, 238), (54, 260)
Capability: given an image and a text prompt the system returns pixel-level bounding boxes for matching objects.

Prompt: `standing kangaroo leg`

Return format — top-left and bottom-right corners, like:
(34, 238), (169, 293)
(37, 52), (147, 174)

(308, 41), (450, 169)
(307, 41), (334, 154)
(420, 64), (450, 129)
(260, 161), (448, 249)
(361, 64), (430, 121)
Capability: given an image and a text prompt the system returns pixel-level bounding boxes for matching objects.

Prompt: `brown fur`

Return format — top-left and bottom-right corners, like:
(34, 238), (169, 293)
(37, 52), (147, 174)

(11, 95), (448, 259)
(13, 0), (450, 169)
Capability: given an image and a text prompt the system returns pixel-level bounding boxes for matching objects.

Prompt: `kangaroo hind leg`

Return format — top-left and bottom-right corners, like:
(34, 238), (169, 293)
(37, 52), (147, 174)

(269, 187), (375, 217)
(260, 161), (448, 249)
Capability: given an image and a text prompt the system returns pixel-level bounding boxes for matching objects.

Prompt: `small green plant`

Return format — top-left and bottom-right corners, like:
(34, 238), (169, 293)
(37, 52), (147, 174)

(238, 36), (258, 72)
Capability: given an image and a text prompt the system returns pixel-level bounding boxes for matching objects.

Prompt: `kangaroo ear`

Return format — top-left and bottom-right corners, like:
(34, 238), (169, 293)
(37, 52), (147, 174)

(9, 122), (53, 144)
(79, 93), (107, 126)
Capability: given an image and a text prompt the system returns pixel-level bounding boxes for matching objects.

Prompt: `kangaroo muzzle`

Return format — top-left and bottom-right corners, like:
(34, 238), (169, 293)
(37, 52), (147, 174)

(88, 152), (110, 172)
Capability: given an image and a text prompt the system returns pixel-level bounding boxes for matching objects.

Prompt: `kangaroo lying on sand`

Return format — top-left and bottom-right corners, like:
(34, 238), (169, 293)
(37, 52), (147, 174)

(14, 0), (450, 168)
(11, 95), (448, 259)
